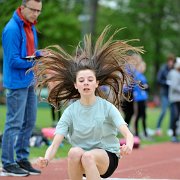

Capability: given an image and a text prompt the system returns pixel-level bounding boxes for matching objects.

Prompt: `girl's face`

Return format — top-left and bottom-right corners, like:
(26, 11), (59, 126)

(74, 69), (99, 97)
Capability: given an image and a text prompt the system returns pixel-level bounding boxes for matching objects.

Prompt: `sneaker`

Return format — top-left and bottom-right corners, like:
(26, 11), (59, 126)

(167, 129), (173, 137)
(171, 136), (180, 143)
(147, 128), (155, 136)
(17, 160), (41, 175)
(2, 164), (29, 177)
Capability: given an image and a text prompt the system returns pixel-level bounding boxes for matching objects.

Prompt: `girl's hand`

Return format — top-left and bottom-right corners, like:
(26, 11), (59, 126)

(120, 144), (132, 157)
(36, 157), (49, 168)
(40, 50), (51, 57)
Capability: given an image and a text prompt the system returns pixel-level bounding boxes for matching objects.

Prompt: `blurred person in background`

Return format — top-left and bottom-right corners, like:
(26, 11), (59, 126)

(50, 105), (62, 127)
(121, 57), (135, 129)
(132, 55), (150, 139)
(155, 54), (175, 136)
(1, 0), (42, 176)
(167, 58), (180, 142)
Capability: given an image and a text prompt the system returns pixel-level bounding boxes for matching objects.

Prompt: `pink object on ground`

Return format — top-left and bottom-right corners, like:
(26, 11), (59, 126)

(119, 136), (140, 148)
(41, 127), (55, 139)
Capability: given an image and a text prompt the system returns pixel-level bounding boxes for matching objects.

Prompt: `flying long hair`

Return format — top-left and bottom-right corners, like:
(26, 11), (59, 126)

(32, 26), (144, 109)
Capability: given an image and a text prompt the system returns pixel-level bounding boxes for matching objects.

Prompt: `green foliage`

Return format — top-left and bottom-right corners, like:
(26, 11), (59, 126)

(1, 0), (180, 93)
(37, 1), (82, 52)
(0, 1), (20, 35)
(0, 0), (82, 54)
(97, 0), (180, 93)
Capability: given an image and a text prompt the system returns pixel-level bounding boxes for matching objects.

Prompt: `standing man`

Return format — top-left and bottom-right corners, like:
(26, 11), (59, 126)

(155, 54), (175, 136)
(1, 0), (42, 177)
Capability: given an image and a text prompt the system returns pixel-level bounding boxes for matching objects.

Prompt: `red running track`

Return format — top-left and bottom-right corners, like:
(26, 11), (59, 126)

(0, 142), (180, 179)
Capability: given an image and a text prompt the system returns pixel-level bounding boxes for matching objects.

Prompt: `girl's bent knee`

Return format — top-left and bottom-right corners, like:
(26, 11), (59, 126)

(68, 147), (84, 159)
(81, 151), (95, 165)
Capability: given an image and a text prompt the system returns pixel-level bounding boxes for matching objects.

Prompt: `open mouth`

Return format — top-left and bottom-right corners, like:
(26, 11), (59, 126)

(83, 88), (90, 91)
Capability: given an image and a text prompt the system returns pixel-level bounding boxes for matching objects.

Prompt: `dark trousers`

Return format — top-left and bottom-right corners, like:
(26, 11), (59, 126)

(134, 100), (147, 137)
(170, 102), (180, 137)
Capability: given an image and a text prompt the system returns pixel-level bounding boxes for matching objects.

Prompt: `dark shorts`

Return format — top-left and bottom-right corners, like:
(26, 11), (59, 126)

(83, 150), (119, 178)
(100, 150), (119, 178)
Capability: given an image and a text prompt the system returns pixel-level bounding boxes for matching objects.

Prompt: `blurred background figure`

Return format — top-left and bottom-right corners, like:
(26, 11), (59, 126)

(121, 87), (134, 127)
(132, 55), (150, 140)
(167, 57), (180, 142)
(155, 54), (175, 136)
(121, 57), (135, 127)
(50, 104), (61, 127)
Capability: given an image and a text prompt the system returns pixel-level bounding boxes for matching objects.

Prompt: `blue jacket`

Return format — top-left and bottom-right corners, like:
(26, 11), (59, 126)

(133, 70), (148, 102)
(157, 64), (170, 97)
(2, 10), (39, 89)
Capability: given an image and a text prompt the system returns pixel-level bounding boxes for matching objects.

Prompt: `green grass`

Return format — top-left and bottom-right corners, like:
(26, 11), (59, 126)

(0, 104), (171, 161)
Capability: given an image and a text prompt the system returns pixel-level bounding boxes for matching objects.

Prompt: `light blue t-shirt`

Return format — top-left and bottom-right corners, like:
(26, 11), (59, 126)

(55, 96), (126, 156)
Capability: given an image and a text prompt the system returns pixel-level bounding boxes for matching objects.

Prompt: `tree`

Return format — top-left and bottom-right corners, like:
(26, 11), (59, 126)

(1, 0), (180, 94)
(97, 0), (180, 93)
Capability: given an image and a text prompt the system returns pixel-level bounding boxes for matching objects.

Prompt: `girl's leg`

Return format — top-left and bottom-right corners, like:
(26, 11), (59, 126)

(140, 101), (148, 137)
(134, 102), (140, 137)
(67, 147), (84, 180)
(131, 101), (138, 134)
(68, 148), (111, 180)
(81, 149), (109, 180)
